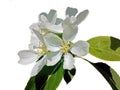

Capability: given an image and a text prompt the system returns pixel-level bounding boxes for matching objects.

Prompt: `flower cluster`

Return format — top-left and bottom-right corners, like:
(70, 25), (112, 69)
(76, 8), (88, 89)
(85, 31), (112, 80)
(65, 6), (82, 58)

(18, 7), (89, 76)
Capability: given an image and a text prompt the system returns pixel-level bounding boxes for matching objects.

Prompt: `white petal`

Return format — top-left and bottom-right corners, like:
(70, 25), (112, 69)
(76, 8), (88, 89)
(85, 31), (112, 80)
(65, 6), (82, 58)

(39, 12), (47, 21)
(46, 24), (63, 33)
(70, 40), (89, 56)
(44, 43), (60, 52)
(39, 10), (57, 24)
(29, 44), (35, 50)
(55, 18), (63, 25)
(62, 17), (70, 25)
(46, 51), (62, 66)
(32, 30), (44, 44)
(30, 29), (47, 50)
(31, 55), (47, 76)
(70, 16), (77, 24)
(48, 9), (57, 24)
(44, 33), (63, 47)
(66, 7), (78, 17)
(40, 15), (49, 23)
(18, 50), (38, 65)
(63, 53), (74, 70)
(29, 23), (41, 31)
(29, 31), (41, 50)
(63, 17), (78, 41)
(74, 9), (89, 25)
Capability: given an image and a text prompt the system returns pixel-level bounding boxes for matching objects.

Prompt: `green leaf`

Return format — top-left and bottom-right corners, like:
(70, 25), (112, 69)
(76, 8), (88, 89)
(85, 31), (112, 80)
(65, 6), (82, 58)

(88, 36), (120, 61)
(85, 60), (120, 90)
(110, 68), (120, 89)
(35, 60), (63, 90)
(64, 68), (76, 84)
(25, 59), (63, 90)
(44, 65), (64, 90)
(25, 77), (36, 90)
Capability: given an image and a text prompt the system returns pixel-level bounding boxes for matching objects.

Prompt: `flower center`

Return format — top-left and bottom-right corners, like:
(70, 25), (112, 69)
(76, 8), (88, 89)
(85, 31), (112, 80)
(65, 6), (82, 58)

(41, 28), (49, 36)
(61, 42), (73, 53)
(38, 45), (48, 56)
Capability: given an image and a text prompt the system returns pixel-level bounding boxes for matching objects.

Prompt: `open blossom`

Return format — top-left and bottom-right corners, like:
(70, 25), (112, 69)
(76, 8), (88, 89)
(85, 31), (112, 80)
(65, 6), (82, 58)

(18, 9), (64, 76)
(29, 9), (63, 50)
(43, 7), (89, 70)
(18, 7), (89, 76)
(18, 30), (47, 76)
(18, 30), (63, 76)
(63, 7), (89, 41)
(44, 33), (89, 70)
(29, 9), (63, 37)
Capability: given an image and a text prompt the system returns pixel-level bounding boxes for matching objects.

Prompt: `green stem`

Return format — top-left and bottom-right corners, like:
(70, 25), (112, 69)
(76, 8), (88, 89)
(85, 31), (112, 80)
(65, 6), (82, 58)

(75, 56), (92, 63)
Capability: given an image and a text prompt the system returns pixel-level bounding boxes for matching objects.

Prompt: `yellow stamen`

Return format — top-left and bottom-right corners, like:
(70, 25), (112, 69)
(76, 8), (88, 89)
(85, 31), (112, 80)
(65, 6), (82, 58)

(38, 45), (48, 56)
(61, 42), (72, 53)
(41, 28), (49, 36)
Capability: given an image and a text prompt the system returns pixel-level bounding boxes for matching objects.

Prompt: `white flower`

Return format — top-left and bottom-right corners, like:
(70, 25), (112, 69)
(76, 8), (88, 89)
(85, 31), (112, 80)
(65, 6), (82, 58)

(18, 7), (89, 76)
(18, 10), (64, 76)
(43, 7), (89, 70)
(18, 30), (62, 76)
(65, 7), (89, 24)
(18, 30), (46, 75)
(63, 7), (89, 41)
(44, 32), (89, 70)
(30, 9), (63, 36)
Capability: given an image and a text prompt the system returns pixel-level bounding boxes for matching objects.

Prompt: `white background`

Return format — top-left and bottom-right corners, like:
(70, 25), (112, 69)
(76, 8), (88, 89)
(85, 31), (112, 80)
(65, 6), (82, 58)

(0, 0), (120, 90)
